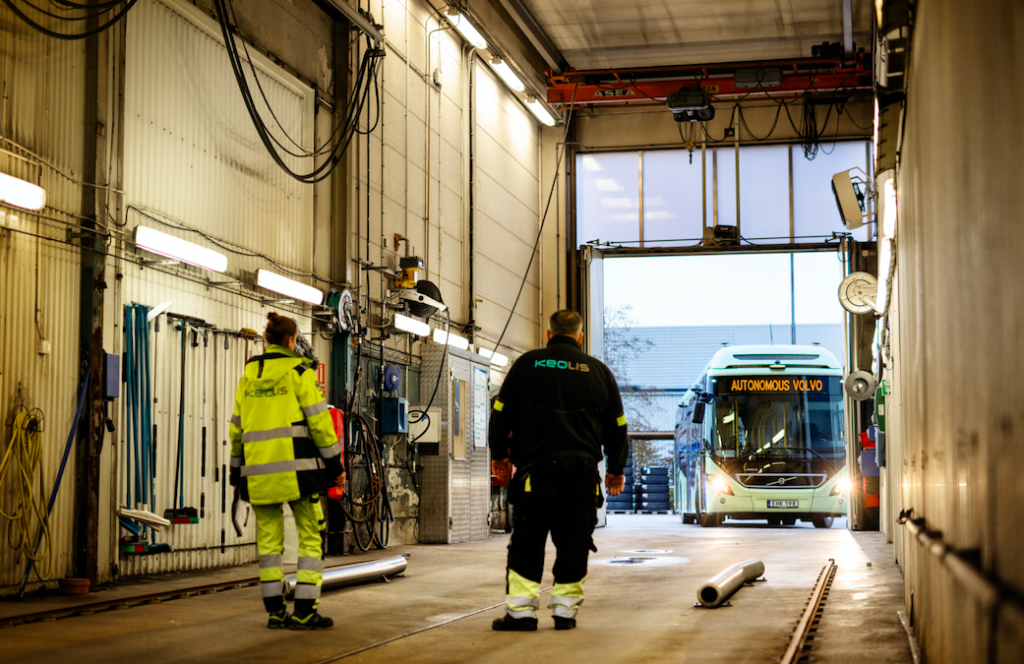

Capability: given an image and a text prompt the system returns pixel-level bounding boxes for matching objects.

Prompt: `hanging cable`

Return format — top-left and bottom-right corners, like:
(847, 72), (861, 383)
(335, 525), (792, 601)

(213, 0), (384, 183)
(2, 0), (138, 40)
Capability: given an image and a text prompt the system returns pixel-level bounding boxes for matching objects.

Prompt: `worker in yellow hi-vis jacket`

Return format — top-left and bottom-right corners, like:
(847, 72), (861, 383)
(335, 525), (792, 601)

(230, 313), (344, 631)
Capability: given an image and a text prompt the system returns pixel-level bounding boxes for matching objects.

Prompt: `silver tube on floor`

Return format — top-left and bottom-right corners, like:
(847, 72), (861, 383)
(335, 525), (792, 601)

(286, 555), (408, 596)
(697, 559), (764, 607)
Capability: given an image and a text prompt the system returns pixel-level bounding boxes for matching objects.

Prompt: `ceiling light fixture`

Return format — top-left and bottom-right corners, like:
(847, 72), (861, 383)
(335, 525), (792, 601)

(489, 57), (525, 92)
(524, 95), (557, 126)
(445, 10), (487, 50)
(0, 172), (46, 211)
(135, 226), (228, 272)
(432, 327), (469, 350)
(257, 269), (324, 305)
(394, 313), (431, 337)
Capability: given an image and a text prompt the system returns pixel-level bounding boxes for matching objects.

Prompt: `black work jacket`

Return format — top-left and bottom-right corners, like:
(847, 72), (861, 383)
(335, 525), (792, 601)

(488, 335), (629, 475)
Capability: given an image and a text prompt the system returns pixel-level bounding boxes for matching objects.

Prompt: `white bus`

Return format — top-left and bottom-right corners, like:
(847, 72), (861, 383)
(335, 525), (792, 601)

(675, 345), (849, 528)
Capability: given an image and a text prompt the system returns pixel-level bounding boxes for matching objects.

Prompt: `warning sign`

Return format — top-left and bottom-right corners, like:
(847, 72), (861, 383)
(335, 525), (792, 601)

(317, 363), (327, 394)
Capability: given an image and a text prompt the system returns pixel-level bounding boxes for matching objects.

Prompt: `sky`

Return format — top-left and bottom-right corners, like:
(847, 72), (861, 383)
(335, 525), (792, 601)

(603, 252), (846, 327)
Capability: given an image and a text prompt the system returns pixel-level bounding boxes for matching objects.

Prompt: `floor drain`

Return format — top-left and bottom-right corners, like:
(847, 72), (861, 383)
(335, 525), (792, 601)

(610, 557), (656, 565)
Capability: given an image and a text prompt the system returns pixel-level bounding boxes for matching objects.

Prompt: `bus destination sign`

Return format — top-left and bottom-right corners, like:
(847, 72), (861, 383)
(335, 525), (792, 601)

(716, 376), (832, 395)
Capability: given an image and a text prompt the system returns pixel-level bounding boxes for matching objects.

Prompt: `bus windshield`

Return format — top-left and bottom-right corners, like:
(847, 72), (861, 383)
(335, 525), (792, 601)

(710, 375), (844, 467)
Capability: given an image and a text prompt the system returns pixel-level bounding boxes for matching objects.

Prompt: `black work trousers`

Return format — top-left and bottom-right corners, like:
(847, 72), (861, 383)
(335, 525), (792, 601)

(506, 457), (600, 587)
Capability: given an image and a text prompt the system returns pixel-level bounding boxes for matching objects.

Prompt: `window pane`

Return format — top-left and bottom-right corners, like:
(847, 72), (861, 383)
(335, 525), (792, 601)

(714, 147), (738, 227)
(793, 141), (871, 242)
(739, 145), (790, 244)
(576, 152), (640, 246)
(642, 149), (703, 247)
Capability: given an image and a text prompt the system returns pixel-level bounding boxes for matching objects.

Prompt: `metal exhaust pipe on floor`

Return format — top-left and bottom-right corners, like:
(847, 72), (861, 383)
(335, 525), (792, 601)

(697, 559), (764, 608)
(286, 555), (408, 596)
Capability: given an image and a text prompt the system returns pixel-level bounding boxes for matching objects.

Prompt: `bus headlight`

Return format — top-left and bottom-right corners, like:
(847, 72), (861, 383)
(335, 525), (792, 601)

(707, 474), (733, 495)
(830, 478), (852, 496)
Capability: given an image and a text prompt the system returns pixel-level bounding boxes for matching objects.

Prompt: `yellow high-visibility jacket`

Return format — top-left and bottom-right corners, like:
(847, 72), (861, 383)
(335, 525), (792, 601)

(229, 344), (341, 504)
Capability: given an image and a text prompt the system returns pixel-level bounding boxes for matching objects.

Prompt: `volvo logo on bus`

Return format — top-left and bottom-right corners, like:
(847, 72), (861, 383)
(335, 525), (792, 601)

(767, 476), (798, 486)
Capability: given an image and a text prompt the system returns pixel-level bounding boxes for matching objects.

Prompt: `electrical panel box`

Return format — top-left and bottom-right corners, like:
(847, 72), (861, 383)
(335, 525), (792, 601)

(382, 397), (408, 434)
(104, 352), (120, 401)
(409, 407), (441, 444)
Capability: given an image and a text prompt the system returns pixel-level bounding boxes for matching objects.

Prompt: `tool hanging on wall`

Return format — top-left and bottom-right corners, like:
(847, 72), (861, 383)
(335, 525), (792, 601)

(166, 320), (198, 524)
(121, 304), (171, 554)
(200, 329), (209, 520)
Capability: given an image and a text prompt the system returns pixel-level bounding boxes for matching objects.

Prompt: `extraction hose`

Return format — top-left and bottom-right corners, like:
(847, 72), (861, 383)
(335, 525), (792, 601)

(697, 558), (765, 608)
(285, 554), (407, 597)
(0, 411), (50, 579)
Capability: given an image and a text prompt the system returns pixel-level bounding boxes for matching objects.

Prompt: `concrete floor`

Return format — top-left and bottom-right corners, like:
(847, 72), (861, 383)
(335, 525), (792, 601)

(0, 515), (914, 663)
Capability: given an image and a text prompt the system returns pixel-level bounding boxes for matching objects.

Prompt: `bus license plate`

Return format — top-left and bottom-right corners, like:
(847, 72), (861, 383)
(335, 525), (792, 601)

(768, 500), (799, 508)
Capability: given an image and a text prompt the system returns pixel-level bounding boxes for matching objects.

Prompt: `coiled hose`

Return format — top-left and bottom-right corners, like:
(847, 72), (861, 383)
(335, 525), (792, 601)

(0, 410), (52, 580)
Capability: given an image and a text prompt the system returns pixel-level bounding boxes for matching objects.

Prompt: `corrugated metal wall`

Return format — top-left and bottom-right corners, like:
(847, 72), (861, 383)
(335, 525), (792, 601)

(0, 9), (88, 592)
(114, 0), (316, 574)
(472, 61), (542, 356)
(884, 1), (1024, 662)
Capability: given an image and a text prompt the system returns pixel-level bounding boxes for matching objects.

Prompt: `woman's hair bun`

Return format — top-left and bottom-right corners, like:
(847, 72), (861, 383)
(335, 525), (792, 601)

(267, 312), (279, 321)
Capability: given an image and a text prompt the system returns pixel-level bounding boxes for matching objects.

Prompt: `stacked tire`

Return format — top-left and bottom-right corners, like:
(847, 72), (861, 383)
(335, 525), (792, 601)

(606, 457), (636, 512)
(639, 467), (671, 512)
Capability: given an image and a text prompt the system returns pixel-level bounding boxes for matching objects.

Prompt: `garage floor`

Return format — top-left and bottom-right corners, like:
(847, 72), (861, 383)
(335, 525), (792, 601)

(1, 515), (914, 663)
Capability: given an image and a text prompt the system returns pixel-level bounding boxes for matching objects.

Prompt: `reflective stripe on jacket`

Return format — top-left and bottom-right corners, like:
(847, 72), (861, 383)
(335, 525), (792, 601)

(229, 344), (341, 504)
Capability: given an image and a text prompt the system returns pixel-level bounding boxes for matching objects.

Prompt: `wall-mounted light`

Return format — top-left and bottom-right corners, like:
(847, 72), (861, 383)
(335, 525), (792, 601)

(875, 174), (898, 313)
(257, 268), (324, 305)
(432, 327), (469, 350)
(445, 10), (487, 50)
(488, 57), (525, 92)
(477, 347), (509, 367)
(135, 225), (228, 272)
(0, 172), (46, 211)
(524, 95), (557, 127)
(394, 313), (430, 337)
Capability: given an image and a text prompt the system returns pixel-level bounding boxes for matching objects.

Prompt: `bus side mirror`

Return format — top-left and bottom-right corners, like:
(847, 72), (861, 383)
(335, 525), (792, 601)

(692, 402), (705, 424)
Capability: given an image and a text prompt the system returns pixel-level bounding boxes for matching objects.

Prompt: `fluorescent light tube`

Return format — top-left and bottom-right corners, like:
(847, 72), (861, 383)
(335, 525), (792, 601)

(477, 347), (509, 367)
(0, 172), (46, 211)
(489, 57), (525, 92)
(772, 429), (786, 443)
(135, 226), (228, 273)
(524, 96), (557, 127)
(881, 177), (898, 239)
(446, 11), (487, 50)
(256, 269), (324, 305)
(432, 327), (469, 350)
(394, 313), (430, 337)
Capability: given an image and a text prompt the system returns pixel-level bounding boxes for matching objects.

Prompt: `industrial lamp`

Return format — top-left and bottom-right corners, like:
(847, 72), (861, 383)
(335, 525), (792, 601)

(524, 95), (557, 127)
(445, 9), (487, 50)
(256, 269), (324, 306)
(477, 347), (509, 367)
(432, 327), (469, 350)
(394, 313), (430, 337)
(875, 175), (898, 313)
(0, 172), (46, 211)
(135, 226), (228, 272)
(488, 57), (525, 92)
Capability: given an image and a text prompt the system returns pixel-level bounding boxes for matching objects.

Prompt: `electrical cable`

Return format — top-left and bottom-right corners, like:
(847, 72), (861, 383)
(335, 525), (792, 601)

(213, 0), (384, 183)
(0, 410), (52, 581)
(2, 0), (138, 40)
(490, 85), (579, 358)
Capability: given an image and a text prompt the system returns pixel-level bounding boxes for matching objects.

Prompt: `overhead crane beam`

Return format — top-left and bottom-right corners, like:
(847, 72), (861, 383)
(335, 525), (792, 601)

(546, 55), (872, 109)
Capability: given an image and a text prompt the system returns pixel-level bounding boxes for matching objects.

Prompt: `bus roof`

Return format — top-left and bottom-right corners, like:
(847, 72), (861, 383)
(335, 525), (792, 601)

(699, 344), (843, 376)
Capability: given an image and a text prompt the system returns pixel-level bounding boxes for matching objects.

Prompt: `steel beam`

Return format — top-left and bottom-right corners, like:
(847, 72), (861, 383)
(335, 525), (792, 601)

(548, 57), (872, 108)
(496, 0), (565, 74)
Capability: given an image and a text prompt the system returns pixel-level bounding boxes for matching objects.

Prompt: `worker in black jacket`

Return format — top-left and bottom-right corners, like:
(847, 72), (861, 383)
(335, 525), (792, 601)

(489, 309), (628, 632)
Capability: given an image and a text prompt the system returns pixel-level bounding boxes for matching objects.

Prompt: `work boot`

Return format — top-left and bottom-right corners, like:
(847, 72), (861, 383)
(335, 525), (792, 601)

(288, 612), (334, 631)
(553, 616), (577, 630)
(266, 610), (291, 629)
(491, 614), (538, 631)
